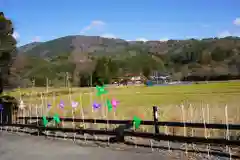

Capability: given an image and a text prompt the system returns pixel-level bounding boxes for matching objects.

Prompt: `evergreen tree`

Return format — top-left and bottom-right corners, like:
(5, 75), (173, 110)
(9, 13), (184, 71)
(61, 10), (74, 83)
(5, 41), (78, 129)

(0, 12), (16, 93)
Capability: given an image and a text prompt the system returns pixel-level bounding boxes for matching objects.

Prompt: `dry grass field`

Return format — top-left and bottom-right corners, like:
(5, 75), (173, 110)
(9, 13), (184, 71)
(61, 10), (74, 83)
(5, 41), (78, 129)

(4, 81), (240, 138)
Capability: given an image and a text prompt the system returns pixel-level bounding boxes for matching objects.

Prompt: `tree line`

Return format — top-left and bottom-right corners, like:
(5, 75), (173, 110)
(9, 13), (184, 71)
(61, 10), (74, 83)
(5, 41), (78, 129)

(10, 43), (240, 87)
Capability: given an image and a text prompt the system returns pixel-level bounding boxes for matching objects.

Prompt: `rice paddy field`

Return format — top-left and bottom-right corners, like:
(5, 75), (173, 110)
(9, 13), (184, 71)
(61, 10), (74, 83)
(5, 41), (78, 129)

(4, 81), (240, 138)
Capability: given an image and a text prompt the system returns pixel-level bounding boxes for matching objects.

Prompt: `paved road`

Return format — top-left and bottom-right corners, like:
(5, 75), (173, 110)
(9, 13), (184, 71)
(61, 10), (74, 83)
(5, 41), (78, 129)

(0, 131), (171, 160)
(1, 130), (235, 160)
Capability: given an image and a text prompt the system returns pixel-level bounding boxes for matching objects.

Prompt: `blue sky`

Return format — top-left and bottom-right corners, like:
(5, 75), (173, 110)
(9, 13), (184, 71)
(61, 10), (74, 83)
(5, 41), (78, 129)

(1, 0), (240, 46)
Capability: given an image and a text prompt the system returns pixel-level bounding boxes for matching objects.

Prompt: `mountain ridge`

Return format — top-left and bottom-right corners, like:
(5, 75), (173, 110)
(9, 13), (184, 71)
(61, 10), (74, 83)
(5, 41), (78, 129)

(17, 35), (240, 59)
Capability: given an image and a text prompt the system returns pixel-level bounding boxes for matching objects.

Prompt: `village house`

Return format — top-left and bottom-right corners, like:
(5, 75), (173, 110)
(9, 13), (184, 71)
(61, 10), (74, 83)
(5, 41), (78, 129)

(150, 71), (171, 84)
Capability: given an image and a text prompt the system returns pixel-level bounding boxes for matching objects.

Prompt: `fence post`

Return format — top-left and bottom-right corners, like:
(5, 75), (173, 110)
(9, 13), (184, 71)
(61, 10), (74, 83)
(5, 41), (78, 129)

(24, 117), (28, 124)
(153, 106), (159, 134)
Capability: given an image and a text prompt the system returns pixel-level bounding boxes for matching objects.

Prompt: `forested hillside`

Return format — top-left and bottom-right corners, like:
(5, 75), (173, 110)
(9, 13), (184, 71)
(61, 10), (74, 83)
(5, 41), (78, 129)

(10, 35), (240, 87)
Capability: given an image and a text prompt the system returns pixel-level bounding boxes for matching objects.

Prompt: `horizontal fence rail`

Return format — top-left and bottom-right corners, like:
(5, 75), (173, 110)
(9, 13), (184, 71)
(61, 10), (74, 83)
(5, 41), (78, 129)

(17, 116), (240, 130)
(1, 123), (240, 146)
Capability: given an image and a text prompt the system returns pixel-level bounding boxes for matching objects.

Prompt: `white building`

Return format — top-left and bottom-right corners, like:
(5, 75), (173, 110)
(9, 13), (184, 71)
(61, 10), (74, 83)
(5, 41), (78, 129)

(150, 71), (171, 84)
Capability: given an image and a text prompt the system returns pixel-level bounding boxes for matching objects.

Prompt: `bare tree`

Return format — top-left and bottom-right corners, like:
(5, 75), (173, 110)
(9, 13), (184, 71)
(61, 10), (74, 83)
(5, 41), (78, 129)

(70, 37), (96, 86)
(8, 54), (27, 87)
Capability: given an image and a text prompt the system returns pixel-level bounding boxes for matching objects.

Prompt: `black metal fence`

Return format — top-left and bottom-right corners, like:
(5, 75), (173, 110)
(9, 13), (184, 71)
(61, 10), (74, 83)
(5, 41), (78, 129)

(3, 106), (237, 146)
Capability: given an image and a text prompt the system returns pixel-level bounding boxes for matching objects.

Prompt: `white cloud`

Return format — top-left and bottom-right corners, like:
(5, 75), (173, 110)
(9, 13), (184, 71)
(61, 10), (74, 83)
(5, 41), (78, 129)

(159, 38), (169, 41)
(218, 31), (232, 38)
(216, 18), (240, 38)
(80, 20), (106, 34)
(136, 38), (148, 42)
(218, 31), (240, 38)
(13, 31), (19, 39)
(101, 33), (116, 39)
(233, 17), (240, 26)
(32, 36), (41, 42)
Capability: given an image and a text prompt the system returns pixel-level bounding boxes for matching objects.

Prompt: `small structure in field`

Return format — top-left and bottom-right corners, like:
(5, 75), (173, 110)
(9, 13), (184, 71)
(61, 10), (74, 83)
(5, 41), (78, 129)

(113, 73), (145, 86)
(0, 95), (19, 124)
(150, 71), (171, 84)
(124, 73), (145, 84)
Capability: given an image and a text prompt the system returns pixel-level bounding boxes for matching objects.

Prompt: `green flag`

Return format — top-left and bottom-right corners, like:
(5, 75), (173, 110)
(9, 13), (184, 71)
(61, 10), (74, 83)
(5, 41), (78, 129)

(53, 113), (61, 124)
(42, 116), (48, 127)
(133, 116), (142, 129)
(96, 85), (108, 96)
(106, 99), (113, 111)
